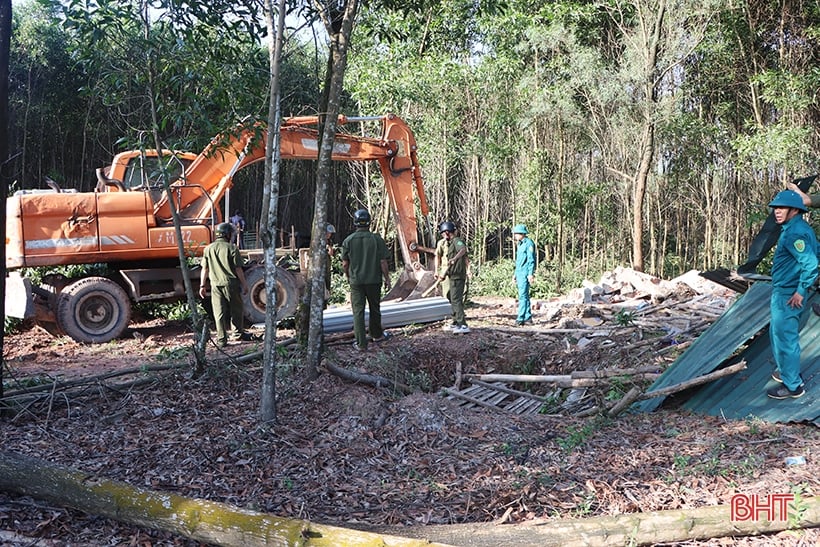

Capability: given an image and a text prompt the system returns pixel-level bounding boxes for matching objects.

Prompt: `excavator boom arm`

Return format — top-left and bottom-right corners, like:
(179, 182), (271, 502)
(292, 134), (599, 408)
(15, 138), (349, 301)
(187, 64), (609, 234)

(155, 113), (431, 269)
(6, 113), (433, 277)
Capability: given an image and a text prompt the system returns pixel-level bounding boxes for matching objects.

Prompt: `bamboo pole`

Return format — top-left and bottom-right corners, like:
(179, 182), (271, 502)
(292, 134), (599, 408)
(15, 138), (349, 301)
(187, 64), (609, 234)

(638, 360), (746, 400)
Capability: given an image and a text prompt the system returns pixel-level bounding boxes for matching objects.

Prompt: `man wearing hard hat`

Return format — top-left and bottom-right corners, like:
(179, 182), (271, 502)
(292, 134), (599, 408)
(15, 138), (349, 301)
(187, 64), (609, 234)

(766, 189), (817, 399)
(512, 224), (536, 326)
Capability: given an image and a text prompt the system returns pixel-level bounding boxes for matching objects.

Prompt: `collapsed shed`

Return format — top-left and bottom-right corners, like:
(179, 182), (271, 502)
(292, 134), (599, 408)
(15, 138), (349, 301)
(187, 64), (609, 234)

(634, 277), (820, 426)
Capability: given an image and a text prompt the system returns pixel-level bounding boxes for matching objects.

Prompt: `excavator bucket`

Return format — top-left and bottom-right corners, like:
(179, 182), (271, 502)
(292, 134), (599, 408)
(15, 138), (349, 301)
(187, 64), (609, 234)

(383, 269), (438, 302)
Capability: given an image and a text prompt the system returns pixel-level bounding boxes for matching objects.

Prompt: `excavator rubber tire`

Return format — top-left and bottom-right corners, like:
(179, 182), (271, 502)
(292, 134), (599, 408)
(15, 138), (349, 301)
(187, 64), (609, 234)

(242, 265), (299, 325)
(56, 277), (132, 344)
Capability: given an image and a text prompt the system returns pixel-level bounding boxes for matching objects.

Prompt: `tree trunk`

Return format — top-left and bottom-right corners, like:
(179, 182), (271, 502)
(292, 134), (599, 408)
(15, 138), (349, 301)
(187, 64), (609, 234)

(306, 0), (360, 378)
(630, 0), (666, 274)
(259, 0), (287, 423)
(0, 0), (10, 400)
(140, 6), (207, 373)
(378, 496), (820, 547)
(0, 450), (450, 547)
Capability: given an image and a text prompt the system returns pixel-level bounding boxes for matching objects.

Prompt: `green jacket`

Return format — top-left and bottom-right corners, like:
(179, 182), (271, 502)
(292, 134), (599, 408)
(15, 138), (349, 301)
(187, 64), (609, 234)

(341, 229), (389, 285)
(202, 238), (242, 286)
(435, 236), (468, 279)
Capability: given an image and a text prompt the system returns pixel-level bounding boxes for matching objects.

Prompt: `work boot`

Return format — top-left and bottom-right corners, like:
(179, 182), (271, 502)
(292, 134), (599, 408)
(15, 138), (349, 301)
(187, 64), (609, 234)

(767, 385), (806, 399)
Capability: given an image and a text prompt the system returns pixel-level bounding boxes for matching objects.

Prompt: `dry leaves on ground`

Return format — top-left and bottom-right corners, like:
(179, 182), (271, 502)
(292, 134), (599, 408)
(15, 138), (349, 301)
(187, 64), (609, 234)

(1, 294), (818, 546)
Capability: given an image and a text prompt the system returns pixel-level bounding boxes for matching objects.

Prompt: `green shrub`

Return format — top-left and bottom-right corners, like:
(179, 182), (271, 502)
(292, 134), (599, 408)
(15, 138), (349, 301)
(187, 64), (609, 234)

(135, 300), (203, 321)
(22, 264), (110, 284)
(469, 259), (516, 297)
(4, 316), (23, 336)
(469, 258), (603, 300)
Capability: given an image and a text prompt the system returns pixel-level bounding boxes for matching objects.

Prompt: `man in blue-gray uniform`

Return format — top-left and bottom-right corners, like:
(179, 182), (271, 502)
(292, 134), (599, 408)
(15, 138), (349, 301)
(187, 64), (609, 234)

(341, 209), (392, 351)
(767, 189), (818, 399)
(512, 224), (536, 326)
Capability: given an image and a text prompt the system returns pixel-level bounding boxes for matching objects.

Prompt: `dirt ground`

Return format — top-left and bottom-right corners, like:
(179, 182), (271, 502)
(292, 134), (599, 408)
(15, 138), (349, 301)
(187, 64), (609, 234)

(1, 294), (819, 546)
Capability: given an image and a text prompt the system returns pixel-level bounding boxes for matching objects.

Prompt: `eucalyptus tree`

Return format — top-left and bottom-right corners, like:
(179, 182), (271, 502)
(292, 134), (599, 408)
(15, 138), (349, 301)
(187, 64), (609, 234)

(9, 0), (89, 189)
(656, 0), (820, 271)
(294, 0), (496, 377)
(60, 0), (268, 150)
(571, 0), (717, 272)
(299, 0), (360, 379)
(478, 3), (602, 286)
(0, 0), (10, 399)
(259, 0), (287, 423)
(722, 1), (820, 185)
(346, 0), (509, 261)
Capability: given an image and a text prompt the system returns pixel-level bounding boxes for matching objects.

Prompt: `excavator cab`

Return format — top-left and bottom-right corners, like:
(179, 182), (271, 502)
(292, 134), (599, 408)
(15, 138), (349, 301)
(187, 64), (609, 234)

(107, 151), (198, 192)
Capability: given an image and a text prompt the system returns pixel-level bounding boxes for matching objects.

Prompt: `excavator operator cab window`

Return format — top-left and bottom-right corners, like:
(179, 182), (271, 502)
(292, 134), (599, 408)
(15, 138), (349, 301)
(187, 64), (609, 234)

(121, 156), (194, 191)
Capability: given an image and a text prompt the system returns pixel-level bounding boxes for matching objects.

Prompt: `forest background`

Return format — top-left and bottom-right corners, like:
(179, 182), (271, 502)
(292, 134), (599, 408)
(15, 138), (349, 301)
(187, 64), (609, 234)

(8, 0), (820, 298)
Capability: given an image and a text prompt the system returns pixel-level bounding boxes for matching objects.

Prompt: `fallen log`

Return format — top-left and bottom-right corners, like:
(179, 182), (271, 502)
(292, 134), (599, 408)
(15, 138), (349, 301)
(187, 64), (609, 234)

(0, 450), (451, 547)
(607, 386), (642, 417)
(2, 363), (182, 398)
(372, 496), (820, 546)
(464, 374), (589, 387)
(324, 361), (414, 394)
(570, 366), (661, 378)
(464, 373), (656, 388)
(638, 360), (747, 400)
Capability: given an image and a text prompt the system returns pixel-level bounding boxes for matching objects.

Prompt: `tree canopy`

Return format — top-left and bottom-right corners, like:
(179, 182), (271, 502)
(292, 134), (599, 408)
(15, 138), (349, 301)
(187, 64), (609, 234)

(6, 0), (820, 285)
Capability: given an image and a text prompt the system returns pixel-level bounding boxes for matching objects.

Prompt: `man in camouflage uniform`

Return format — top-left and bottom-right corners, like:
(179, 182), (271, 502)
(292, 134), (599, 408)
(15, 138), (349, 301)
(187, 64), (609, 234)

(435, 221), (470, 334)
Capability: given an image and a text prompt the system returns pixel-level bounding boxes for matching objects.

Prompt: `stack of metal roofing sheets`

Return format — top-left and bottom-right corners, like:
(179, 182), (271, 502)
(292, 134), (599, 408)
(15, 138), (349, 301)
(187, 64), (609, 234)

(322, 297), (452, 334)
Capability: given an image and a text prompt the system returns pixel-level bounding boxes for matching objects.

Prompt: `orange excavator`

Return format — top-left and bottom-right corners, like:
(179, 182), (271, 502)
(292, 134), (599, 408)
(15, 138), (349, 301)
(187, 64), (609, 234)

(5, 113), (438, 343)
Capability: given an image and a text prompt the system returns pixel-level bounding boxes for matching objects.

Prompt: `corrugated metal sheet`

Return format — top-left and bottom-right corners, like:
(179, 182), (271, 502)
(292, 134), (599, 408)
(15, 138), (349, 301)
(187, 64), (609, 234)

(633, 281), (820, 426)
(322, 297), (452, 334)
(633, 282), (772, 413)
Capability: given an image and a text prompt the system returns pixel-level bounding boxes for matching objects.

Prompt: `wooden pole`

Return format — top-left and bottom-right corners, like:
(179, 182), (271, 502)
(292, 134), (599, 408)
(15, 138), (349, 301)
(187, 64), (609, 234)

(464, 373), (656, 388)
(639, 360), (746, 400)
(374, 496), (820, 547)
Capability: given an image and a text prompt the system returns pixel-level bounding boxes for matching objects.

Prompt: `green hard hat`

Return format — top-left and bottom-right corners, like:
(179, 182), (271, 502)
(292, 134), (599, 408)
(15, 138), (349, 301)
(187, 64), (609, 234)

(512, 224), (528, 235)
(769, 190), (807, 212)
(215, 222), (234, 239)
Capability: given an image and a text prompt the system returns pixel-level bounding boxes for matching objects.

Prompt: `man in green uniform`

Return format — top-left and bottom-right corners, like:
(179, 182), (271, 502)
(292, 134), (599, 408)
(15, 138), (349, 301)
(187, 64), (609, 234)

(766, 190), (817, 399)
(512, 224), (536, 326)
(199, 222), (250, 347)
(341, 209), (392, 351)
(435, 221), (470, 334)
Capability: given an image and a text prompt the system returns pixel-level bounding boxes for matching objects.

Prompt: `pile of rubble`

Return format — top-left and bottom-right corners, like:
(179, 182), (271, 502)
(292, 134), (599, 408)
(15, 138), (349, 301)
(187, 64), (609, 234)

(446, 267), (741, 417)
